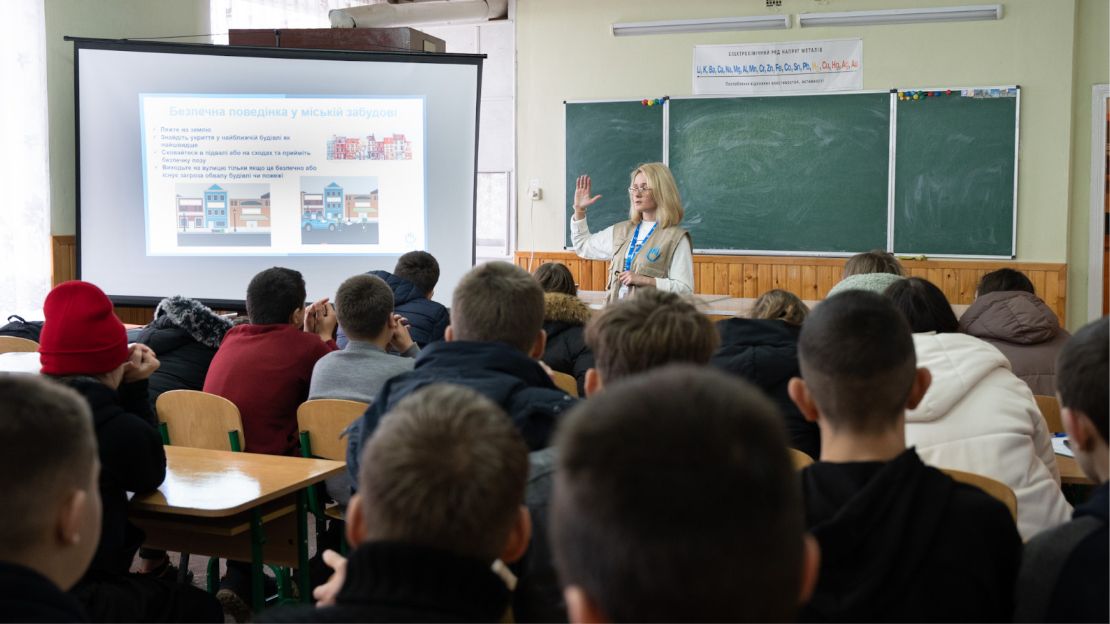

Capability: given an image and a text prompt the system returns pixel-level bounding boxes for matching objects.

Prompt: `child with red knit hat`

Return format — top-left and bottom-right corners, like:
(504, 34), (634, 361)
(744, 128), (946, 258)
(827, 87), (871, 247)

(40, 280), (222, 622)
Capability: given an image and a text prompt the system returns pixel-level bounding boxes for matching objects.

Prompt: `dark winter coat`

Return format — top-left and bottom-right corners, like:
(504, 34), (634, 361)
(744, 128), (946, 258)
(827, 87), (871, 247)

(711, 318), (820, 459)
(958, 290), (1070, 395)
(0, 562), (88, 623)
(800, 448), (1021, 622)
(540, 292), (594, 397)
(348, 341), (575, 480)
(336, 271), (449, 349)
(1016, 482), (1108, 623)
(135, 297), (232, 408)
(260, 542), (511, 623)
(57, 378), (166, 577)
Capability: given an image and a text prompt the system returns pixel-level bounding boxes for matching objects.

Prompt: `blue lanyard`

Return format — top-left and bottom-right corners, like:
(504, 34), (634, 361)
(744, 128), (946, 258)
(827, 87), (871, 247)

(624, 222), (657, 271)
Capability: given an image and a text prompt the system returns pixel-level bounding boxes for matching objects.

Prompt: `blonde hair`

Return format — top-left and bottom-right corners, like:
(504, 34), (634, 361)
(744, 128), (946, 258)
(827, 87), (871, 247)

(750, 289), (809, 325)
(842, 250), (904, 278)
(629, 163), (684, 229)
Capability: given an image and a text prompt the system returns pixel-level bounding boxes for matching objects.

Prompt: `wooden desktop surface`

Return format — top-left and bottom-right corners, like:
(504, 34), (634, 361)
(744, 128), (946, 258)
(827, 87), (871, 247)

(1056, 454), (1093, 486)
(130, 446), (345, 518)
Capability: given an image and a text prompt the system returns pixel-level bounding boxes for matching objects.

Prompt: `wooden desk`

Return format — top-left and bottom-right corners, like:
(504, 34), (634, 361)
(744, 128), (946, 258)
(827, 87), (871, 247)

(1056, 454), (1094, 486)
(130, 446), (345, 611)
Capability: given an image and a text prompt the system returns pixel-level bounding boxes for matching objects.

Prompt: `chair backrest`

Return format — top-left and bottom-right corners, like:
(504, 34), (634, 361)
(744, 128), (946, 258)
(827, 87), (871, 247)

(790, 448), (815, 469)
(1034, 395), (1064, 434)
(550, 371), (579, 397)
(297, 399), (368, 461)
(156, 390), (245, 451)
(0, 336), (40, 353)
(941, 468), (1018, 523)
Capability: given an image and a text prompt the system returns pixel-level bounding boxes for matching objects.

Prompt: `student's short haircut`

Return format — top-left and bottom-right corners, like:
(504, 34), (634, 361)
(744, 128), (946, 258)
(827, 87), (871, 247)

(451, 262), (545, 353)
(394, 251), (440, 296)
(798, 291), (917, 432)
(884, 277), (959, 334)
(246, 267), (306, 325)
(751, 288), (809, 325)
(0, 375), (96, 556)
(533, 262), (577, 296)
(552, 365), (803, 622)
(334, 274), (394, 342)
(358, 384), (528, 560)
(585, 288), (717, 382)
(977, 268), (1035, 296)
(1056, 317), (1109, 442)
(842, 249), (905, 278)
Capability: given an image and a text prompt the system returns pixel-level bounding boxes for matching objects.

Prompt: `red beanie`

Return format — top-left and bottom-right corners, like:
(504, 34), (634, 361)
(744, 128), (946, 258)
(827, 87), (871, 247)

(39, 281), (129, 376)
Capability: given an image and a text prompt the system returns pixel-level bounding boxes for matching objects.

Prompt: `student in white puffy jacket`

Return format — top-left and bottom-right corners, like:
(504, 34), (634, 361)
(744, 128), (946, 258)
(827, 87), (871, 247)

(885, 278), (1072, 540)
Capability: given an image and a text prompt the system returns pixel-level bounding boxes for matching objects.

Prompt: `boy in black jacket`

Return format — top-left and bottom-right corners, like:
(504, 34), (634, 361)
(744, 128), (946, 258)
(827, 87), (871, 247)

(1015, 317), (1108, 623)
(787, 291), (1021, 621)
(39, 280), (222, 623)
(263, 384), (531, 623)
(337, 251), (450, 349)
(0, 375), (101, 622)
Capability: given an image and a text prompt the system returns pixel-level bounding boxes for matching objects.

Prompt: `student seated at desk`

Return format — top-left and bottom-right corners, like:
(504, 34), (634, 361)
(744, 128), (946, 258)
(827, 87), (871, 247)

(886, 277), (1072, 539)
(39, 281), (221, 622)
(533, 262), (594, 397)
(958, 268), (1070, 395)
(347, 261), (575, 475)
(516, 287), (719, 623)
(1016, 317), (1109, 623)
(0, 375), (101, 622)
(826, 249), (905, 297)
(712, 289), (820, 459)
(550, 365), (819, 622)
(788, 291), (1021, 622)
(203, 267), (337, 619)
(262, 384), (531, 623)
(336, 251), (449, 349)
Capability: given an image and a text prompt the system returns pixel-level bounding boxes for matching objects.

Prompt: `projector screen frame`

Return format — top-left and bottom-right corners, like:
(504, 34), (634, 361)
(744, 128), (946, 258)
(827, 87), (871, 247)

(66, 36), (485, 310)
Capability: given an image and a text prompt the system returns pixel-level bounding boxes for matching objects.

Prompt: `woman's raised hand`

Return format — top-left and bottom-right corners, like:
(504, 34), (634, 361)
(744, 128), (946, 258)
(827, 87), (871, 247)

(573, 175), (602, 218)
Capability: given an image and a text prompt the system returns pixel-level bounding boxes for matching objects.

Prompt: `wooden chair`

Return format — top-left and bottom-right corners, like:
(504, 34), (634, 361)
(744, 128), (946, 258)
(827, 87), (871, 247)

(1034, 395), (1065, 434)
(156, 390), (245, 452)
(297, 399), (368, 554)
(550, 371), (579, 397)
(790, 448), (815, 469)
(0, 336), (39, 353)
(941, 468), (1018, 523)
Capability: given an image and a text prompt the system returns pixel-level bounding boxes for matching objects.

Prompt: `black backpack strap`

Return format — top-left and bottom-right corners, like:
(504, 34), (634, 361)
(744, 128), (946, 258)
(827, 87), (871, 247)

(1014, 515), (1102, 622)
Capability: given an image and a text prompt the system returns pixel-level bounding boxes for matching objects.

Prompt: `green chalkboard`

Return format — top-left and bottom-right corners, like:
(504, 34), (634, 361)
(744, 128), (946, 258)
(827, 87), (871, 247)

(565, 101), (663, 247)
(894, 95), (1017, 256)
(668, 93), (890, 252)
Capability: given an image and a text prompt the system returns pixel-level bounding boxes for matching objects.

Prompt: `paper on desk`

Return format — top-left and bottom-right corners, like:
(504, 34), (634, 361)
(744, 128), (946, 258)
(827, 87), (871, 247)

(126, 491), (135, 501)
(1052, 436), (1074, 458)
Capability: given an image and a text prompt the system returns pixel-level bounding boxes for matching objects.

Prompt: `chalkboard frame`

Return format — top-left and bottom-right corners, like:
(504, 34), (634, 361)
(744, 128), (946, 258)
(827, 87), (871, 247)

(890, 84), (1020, 259)
(564, 85), (1020, 259)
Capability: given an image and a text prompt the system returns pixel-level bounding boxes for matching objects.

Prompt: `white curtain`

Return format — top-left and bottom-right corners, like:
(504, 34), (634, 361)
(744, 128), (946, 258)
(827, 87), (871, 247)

(0, 0), (52, 318)
(210, 0), (375, 35)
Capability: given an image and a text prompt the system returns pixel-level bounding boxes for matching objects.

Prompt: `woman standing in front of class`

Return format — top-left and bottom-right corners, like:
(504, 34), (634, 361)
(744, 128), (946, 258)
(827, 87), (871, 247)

(571, 162), (694, 303)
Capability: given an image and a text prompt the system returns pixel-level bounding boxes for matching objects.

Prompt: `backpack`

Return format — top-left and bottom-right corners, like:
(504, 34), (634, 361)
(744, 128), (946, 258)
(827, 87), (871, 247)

(0, 315), (44, 342)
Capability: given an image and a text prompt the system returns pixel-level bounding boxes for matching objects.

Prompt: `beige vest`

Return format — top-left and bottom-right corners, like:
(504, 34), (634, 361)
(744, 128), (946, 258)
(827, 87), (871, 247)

(606, 220), (691, 303)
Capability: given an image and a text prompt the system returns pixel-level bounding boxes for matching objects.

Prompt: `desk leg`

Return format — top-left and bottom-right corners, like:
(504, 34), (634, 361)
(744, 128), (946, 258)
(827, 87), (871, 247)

(297, 489), (311, 603)
(250, 509), (264, 613)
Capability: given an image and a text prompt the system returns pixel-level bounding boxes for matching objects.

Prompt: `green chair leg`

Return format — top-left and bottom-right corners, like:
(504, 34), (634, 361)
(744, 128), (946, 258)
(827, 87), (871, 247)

(228, 430), (242, 452)
(159, 422), (170, 445)
(206, 558), (219, 594)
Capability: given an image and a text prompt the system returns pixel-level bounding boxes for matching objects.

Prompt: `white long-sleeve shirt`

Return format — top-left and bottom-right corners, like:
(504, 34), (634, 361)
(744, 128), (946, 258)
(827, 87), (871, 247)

(570, 216), (694, 295)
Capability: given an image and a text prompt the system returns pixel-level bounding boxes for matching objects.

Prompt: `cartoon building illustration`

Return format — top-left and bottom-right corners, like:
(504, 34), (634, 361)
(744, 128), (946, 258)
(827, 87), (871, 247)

(324, 183), (344, 221)
(345, 190), (379, 221)
(176, 196), (203, 230)
(326, 134), (413, 160)
(229, 193), (272, 230)
(204, 185), (228, 230)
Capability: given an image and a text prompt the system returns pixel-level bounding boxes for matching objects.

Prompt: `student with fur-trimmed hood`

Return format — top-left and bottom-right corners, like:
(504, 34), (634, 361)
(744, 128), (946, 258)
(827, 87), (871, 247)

(136, 296), (234, 407)
(533, 263), (594, 396)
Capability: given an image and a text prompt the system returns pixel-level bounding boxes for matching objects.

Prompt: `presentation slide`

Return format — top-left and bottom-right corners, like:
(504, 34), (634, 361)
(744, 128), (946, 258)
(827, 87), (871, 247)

(140, 95), (425, 255)
(74, 39), (481, 305)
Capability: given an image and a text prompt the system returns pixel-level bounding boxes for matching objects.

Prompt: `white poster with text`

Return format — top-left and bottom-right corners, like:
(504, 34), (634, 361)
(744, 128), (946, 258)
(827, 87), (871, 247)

(693, 39), (863, 95)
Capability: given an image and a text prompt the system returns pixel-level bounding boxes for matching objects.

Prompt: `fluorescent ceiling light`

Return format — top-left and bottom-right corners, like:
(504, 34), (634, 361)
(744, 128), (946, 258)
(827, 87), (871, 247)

(611, 15), (791, 37)
(797, 4), (1002, 28)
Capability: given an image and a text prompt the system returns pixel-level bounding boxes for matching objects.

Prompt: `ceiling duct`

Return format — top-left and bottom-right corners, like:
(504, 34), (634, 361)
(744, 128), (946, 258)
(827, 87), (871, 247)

(330, 0), (508, 28)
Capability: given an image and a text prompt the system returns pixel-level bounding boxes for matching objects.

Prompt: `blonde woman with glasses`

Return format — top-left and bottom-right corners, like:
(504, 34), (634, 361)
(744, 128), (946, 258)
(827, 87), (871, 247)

(570, 162), (694, 303)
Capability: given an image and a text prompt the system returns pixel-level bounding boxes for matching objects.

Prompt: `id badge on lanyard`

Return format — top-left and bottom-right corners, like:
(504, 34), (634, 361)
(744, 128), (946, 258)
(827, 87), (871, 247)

(618, 222), (656, 299)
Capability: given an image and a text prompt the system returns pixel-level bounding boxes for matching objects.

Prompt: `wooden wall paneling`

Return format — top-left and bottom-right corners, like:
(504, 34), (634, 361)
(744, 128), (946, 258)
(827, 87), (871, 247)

(757, 265), (773, 295)
(816, 266), (838, 296)
(742, 264), (758, 297)
(1028, 271), (1047, 299)
(728, 263), (743, 296)
(786, 264), (802, 296)
(52, 235), (76, 286)
(714, 263), (729, 296)
(801, 265), (818, 300)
